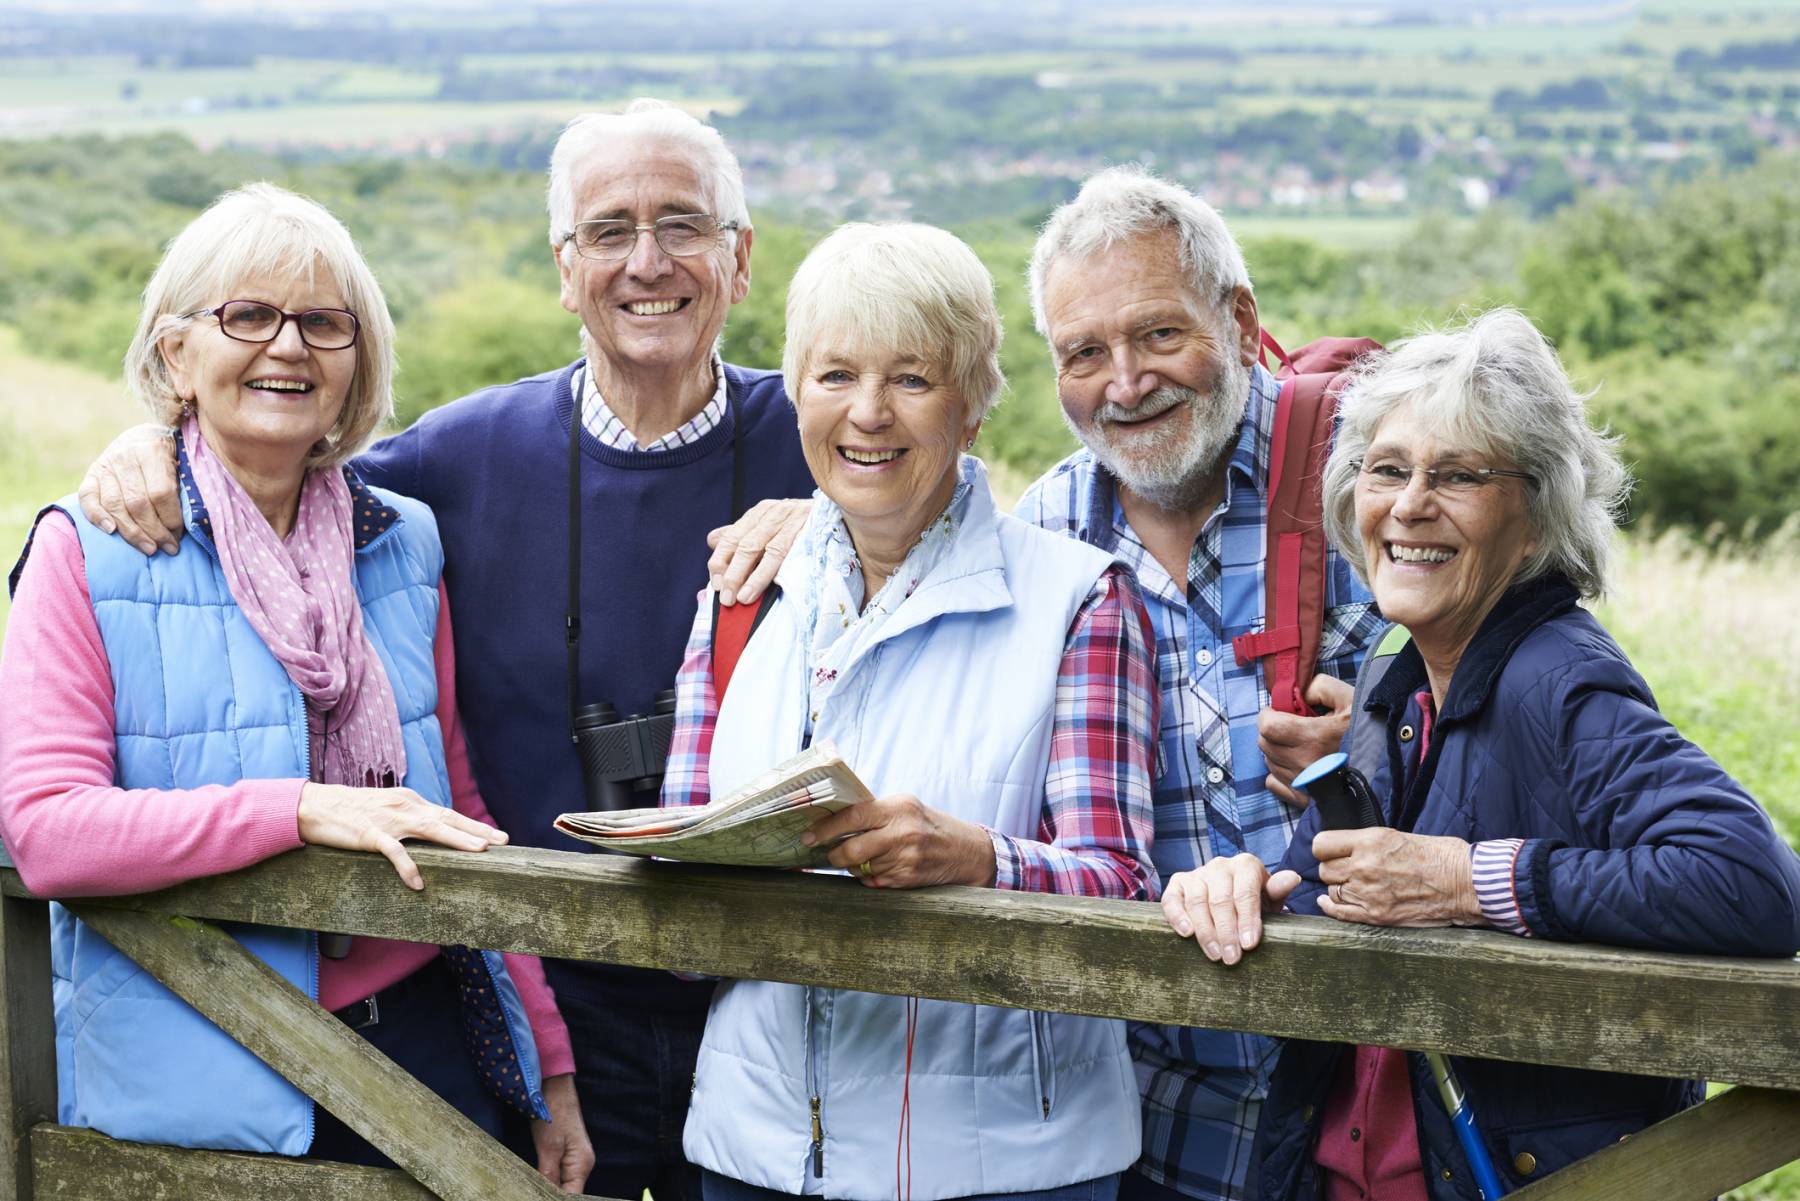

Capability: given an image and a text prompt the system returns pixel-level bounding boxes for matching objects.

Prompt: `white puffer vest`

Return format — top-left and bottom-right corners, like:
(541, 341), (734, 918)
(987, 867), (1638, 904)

(685, 468), (1143, 1199)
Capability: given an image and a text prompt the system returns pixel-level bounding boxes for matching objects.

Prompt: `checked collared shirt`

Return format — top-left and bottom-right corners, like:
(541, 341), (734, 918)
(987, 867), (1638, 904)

(1015, 363), (1383, 1201)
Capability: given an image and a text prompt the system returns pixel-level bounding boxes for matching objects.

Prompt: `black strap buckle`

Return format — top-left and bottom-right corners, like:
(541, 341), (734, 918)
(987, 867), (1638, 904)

(336, 993), (380, 1032)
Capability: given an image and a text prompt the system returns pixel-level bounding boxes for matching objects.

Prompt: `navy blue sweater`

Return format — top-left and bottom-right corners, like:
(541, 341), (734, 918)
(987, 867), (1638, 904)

(358, 359), (815, 1007)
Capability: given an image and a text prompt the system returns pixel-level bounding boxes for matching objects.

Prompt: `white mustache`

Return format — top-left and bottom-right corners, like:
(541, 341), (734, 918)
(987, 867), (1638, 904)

(1095, 386), (1200, 428)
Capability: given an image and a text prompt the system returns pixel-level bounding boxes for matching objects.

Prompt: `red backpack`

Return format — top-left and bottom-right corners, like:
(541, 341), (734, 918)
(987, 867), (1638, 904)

(1229, 330), (1382, 716)
(712, 588), (780, 701)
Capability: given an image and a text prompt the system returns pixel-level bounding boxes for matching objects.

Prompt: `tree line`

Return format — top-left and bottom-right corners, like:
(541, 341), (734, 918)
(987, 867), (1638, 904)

(4, 134), (1795, 541)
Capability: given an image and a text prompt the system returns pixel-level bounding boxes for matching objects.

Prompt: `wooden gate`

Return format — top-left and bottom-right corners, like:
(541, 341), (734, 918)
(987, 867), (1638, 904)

(3, 845), (1797, 1199)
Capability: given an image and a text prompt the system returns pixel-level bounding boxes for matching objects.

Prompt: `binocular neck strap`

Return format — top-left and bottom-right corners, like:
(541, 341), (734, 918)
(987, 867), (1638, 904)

(565, 364), (747, 742)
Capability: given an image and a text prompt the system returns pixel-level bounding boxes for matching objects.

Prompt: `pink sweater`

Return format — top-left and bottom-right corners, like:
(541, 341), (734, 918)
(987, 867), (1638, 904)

(0, 513), (573, 1078)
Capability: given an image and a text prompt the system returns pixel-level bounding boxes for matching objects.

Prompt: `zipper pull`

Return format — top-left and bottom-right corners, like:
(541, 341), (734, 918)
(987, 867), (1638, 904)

(810, 1094), (824, 1174)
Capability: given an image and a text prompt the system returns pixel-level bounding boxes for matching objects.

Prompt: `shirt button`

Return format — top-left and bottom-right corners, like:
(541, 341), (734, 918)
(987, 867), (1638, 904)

(1350, 1127), (1361, 1142)
(1196, 647), (1214, 667)
(1398, 724), (1415, 742)
(1206, 767), (1225, 785)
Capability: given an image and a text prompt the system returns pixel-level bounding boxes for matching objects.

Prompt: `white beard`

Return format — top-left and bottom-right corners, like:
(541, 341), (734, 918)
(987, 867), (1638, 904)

(1065, 352), (1250, 512)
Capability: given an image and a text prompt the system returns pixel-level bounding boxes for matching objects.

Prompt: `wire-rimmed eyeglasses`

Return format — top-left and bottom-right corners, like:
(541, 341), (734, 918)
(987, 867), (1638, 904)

(1351, 458), (1537, 497)
(563, 213), (741, 262)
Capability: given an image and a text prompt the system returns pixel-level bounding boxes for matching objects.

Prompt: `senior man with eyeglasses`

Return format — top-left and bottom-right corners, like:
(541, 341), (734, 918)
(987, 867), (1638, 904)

(78, 98), (816, 1201)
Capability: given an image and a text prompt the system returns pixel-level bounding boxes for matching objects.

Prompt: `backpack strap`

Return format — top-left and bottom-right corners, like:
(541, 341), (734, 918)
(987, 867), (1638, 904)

(1230, 372), (1337, 714)
(1231, 330), (1378, 716)
(711, 587), (780, 703)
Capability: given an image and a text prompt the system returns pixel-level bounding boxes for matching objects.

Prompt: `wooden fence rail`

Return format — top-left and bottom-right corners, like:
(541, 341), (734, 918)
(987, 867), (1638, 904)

(3, 844), (1798, 1200)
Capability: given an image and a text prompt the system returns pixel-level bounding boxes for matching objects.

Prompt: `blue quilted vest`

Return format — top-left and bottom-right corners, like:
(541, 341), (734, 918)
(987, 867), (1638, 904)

(38, 479), (546, 1156)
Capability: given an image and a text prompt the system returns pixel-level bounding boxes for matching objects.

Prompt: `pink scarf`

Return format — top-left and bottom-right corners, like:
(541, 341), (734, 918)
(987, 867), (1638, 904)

(183, 416), (408, 789)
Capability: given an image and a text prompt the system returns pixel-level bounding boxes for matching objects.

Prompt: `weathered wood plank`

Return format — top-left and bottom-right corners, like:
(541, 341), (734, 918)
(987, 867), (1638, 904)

(20, 847), (1800, 1091)
(0, 896), (55, 1201)
(64, 904), (563, 1201)
(1507, 1085), (1800, 1201)
(29, 1124), (435, 1201)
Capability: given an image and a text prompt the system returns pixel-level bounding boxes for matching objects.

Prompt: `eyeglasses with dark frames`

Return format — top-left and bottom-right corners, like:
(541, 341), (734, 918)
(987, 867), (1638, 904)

(182, 300), (361, 350)
(1351, 458), (1537, 497)
(564, 213), (741, 262)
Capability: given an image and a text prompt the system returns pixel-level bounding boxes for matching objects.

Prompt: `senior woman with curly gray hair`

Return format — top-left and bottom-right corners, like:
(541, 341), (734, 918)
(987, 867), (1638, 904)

(1156, 308), (1800, 1200)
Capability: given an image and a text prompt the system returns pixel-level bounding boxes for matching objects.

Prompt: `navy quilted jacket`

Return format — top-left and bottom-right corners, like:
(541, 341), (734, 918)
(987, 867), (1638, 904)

(1257, 573), (1800, 1200)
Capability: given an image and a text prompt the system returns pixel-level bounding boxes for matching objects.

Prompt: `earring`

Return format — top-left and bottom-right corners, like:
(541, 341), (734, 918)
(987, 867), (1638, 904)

(965, 436), (976, 450)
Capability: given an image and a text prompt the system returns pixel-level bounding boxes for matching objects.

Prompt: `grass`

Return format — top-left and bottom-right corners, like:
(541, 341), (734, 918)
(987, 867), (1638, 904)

(1595, 529), (1800, 844)
(0, 326), (143, 633)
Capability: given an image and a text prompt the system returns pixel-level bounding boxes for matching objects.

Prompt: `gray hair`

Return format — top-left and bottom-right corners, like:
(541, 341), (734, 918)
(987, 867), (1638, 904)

(1322, 307), (1631, 599)
(123, 182), (395, 470)
(783, 223), (1004, 427)
(547, 98), (750, 263)
(1027, 164), (1251, 337)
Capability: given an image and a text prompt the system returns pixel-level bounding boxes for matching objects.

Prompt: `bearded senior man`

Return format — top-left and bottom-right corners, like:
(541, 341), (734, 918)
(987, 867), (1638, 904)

(1018, 167), (1382, 1201)
(77, 99), (815, 1200)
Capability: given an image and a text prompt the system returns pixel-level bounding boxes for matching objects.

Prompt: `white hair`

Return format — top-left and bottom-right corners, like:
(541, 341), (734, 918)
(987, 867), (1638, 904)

(1322, 307), (1631, 599)
(783, 223), (1004, 427)
(1028, 164), (1251, 336)
(123, 182), (395, 470)
(546, 98), (750, 264)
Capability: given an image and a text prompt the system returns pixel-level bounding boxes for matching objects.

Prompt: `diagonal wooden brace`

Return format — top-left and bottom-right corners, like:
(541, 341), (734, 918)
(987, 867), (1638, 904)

(65, 904), (565, 1201)
(1506, 1084), (1800, 1201)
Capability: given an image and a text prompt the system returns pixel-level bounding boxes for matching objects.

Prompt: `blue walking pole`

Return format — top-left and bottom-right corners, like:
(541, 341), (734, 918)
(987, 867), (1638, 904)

(1426, 1051), (1508, 1199)
(1294, 753), (1510, 1198)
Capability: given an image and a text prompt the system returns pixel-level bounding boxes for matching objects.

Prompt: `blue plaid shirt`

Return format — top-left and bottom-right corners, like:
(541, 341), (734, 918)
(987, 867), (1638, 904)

(1016, 364), (1382, 1201)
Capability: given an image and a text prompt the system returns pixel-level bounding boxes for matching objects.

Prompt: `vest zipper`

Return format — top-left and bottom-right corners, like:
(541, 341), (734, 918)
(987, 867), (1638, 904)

(804, 986), (826, 1177)
(810, 1093), (824, 1175)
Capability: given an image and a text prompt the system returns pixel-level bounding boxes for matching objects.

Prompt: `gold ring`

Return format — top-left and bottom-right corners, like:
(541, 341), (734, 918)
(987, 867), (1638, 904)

(857, 860), (874, 878)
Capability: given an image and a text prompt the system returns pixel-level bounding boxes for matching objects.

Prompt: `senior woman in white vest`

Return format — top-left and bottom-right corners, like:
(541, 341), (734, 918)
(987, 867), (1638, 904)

(0, 184), (592, 1190)
(658, 222), (1161, 1201)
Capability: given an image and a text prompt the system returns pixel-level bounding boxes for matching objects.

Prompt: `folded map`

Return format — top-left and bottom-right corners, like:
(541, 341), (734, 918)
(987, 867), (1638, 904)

(553, 742), (875, 868)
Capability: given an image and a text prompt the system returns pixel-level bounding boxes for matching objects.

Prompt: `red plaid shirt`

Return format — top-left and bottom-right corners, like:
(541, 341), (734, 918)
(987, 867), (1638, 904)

(661, 565), (1162, 900)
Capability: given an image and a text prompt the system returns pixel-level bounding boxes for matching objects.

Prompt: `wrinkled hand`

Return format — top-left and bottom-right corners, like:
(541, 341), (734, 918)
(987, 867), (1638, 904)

(1313, 828), (1480, 928)
(801, 795), (997, 889)
(530, 1073), (594, 1194)
(1258, 674), (1355, 808)
(706, 498), (811, 605)
(1161, 853), (1302, 965)
(296, 782), (508, 890)
(78, 423), (185, 557)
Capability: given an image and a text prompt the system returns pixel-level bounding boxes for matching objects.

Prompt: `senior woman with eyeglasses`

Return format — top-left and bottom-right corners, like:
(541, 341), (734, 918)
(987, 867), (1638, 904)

(0, 184), (592, 1190)
(657, 222), (1160, 1201)
(1157, 308), (1800, 1201)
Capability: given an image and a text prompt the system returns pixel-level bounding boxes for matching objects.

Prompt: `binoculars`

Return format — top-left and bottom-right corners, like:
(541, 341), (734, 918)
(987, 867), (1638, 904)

(574, 689), (679, 812)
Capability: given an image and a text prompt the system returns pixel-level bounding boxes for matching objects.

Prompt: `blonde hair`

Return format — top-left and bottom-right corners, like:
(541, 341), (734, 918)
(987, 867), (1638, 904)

(124, 183), (395, 469)
(783, 223), (1004, 426)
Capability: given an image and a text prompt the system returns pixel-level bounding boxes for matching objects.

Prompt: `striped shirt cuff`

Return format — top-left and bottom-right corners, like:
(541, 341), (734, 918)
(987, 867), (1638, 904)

(1471, 838), (1531, 936)
(989, 828), (1024, 892)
